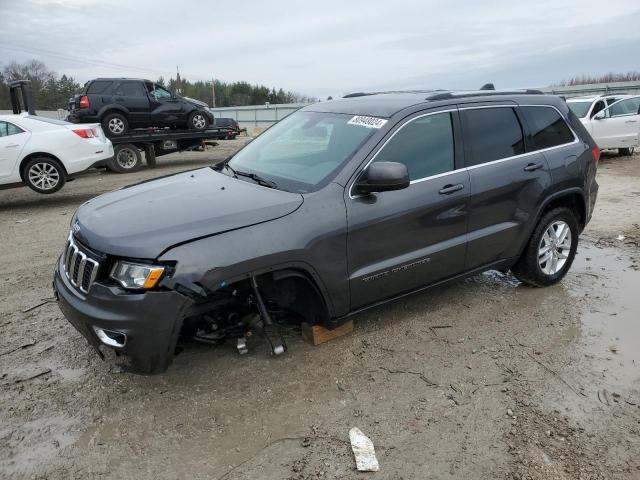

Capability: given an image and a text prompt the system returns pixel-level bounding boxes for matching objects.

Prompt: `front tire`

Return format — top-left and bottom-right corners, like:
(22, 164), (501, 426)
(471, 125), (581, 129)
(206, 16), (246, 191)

(24, 157), (66, 194)
(511, 207), (579, 287)
(102, 113), (129, 136)
(619, 147), (634, 156)
(188, 111), (209, 130)
(108, 144), (142, 173)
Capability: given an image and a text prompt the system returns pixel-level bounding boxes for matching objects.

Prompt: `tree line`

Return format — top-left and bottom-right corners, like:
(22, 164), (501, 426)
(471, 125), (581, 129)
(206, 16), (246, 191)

(0, 59), (316, 111)
(556, 71), (640, 86)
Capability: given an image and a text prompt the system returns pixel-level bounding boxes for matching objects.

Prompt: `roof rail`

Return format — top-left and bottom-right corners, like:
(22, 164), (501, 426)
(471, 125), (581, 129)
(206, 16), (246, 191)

(425, 89), (544, 101)
(342, 89), (443, 98)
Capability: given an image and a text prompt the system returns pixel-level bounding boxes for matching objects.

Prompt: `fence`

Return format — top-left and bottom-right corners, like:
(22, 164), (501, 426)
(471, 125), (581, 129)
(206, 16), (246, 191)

(539, 81), (640, 98)
(209, 103), (311, 135)
(0, 109), (66, 119)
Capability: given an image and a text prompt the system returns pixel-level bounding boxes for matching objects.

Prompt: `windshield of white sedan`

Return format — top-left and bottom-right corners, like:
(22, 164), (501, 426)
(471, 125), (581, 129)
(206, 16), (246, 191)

(225, 112), (378, 192)
(567, 101), (592, 118)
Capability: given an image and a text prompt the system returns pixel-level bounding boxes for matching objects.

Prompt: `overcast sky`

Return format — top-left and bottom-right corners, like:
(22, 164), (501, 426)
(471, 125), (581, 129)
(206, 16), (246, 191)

(1, 0), (639, 99)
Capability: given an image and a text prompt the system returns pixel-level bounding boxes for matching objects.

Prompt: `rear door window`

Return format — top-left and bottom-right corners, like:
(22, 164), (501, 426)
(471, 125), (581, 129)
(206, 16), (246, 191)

(86, 81), (113, 94)
(519, 106), (574, 151)
(461, 107), (525, 166)
(373, 111), (455, 181)
(114, 82), (145, 97)
(0, 121), (25, 137)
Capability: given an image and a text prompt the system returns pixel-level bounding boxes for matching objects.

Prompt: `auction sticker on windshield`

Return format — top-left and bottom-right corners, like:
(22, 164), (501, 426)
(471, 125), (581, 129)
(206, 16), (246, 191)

(347, 115), (388, 129)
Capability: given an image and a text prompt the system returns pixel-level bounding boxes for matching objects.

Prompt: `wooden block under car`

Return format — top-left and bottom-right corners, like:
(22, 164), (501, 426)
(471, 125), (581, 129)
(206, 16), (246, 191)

(302, 320), (354, 346)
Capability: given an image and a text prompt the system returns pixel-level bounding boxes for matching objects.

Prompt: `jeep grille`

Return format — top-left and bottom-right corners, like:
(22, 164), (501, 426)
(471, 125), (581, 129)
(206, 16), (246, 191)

(62, 233), (100, 293)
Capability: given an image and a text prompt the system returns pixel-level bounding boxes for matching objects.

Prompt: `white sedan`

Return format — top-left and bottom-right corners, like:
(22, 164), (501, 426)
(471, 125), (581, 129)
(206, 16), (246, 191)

(0, 114), (114, 194)
(575, 96), (640, 156)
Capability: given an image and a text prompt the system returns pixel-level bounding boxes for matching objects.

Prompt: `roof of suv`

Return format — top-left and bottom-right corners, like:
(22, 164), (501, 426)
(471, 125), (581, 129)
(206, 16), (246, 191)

(88, 78), (148, 82)
(304, 89), (552, 118)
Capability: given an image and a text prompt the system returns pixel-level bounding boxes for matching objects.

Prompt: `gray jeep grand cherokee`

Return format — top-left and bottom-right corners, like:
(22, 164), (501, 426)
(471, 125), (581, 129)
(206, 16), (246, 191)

(54, 89), (599, 373)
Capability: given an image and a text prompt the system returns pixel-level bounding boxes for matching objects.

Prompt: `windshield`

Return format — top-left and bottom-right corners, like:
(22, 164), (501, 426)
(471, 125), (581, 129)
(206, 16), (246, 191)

(226, 111), (378, 193)
(567, 101), (592, 118)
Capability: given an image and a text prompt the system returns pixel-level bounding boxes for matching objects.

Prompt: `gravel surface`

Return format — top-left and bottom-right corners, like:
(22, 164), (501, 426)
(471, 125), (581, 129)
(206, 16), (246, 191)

(1, 144), (639, 479)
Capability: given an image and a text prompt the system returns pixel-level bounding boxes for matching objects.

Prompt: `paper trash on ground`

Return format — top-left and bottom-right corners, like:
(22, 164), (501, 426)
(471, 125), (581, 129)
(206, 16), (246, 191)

(349, 427), (380, 472)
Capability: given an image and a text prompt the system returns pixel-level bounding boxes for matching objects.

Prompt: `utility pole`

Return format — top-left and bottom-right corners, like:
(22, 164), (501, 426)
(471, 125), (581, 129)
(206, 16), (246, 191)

(211, 77), (216, 108)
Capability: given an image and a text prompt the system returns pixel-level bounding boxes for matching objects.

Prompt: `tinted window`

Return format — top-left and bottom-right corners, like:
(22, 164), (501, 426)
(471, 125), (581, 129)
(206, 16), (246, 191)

(0, 121), (25, 137)
(86, 81), (112, 94)
(462, 108), (524, 166)
(374, 112), (454, 180)
(609, 98), (640, 117)
(520, 106), (574, 151)
(114, 82), (145, 97)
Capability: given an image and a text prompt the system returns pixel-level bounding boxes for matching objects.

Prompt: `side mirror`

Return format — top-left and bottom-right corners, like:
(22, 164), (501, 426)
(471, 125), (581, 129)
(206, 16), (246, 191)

(355, 161), (409, 195)
(594, 111), (606, 120)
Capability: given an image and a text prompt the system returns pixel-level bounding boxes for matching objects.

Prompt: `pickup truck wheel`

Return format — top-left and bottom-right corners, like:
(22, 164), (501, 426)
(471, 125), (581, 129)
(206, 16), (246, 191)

(619, 147), (634, 156)
(108, 144), (142, 173)
(24, 157), (66, 194)
(189, 111), (209, 130)
(102, 113), (129, 136)
(511, 207), (578, 287)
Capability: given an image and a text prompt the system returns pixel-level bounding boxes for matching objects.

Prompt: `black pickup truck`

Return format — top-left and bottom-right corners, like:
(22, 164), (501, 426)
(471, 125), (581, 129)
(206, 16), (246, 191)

(68, 78), (214, 136)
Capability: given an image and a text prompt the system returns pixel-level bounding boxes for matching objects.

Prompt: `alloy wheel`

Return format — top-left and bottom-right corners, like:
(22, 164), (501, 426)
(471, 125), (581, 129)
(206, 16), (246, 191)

(109, 118), (125, 134)
(192, 114), (206, 129)
(28, 162), (60, 191)
(538, 220), (572, 275)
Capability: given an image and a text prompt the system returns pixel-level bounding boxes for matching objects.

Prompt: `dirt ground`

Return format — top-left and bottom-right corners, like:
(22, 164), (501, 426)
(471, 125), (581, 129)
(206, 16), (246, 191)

(1, 143), (639, 480)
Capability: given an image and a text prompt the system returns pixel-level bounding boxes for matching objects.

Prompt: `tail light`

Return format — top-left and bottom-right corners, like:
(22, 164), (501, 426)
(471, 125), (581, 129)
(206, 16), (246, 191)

(79, 95), (90, 108)
(592, 146), (601, 164)
(72, 128), (99, 138)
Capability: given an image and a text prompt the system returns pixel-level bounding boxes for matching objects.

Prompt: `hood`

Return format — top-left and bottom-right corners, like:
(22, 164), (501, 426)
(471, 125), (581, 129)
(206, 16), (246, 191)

(73, 168), (303, 258)
(182, 96), (210, 108)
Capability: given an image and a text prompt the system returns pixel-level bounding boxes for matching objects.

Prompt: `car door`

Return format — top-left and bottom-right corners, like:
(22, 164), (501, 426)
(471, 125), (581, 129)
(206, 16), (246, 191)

(147, 84), (184, 126)
(346, 108), (470, 310)
(0, 120), (29, 179)
(460, 104), (552, 271)
(111, 81), (150, 127)
(589, 96), (640, 149)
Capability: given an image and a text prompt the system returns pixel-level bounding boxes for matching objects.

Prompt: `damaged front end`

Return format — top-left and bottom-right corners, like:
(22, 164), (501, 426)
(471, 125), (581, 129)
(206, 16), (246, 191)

(55, 244), (325, 373)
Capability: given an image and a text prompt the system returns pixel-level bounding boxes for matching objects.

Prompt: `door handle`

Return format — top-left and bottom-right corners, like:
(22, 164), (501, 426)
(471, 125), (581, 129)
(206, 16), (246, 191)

(524, 162), (543, 172)
(624, 120), (637, 124)
(115, 97), (124, 101)
(438, 183), (464, 195)
(5, 143), (19, 148)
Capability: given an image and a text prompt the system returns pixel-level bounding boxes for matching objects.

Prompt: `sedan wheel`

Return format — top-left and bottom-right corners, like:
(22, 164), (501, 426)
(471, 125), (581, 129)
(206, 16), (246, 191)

(24, 157), (66, 194)
(28, 162), (60, 190)
(537, 220), (572, 275)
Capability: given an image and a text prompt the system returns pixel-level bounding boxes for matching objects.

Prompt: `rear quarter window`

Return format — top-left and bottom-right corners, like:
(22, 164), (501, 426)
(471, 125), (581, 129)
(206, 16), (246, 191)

(86, 81), (113, 94)
(520, 106), (574, 151)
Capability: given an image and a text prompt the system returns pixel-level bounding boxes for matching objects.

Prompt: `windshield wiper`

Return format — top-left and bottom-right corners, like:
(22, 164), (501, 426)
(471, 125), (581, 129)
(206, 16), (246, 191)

(234, 170), (278, 189)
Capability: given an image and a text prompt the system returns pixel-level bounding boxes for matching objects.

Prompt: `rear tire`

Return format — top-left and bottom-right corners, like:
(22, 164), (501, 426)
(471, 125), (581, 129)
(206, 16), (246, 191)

(188, 111), (209, 130)
(23, 156), (66, 194)
(102, 113), (129, 136)
(619, 147), (634, 156)
(511, 207), (579, 287)
(108, 144), (142, 173)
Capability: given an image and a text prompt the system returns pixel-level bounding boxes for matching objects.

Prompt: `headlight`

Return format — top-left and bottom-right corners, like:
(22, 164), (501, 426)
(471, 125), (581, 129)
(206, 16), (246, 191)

(110, 261), (165, 290)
